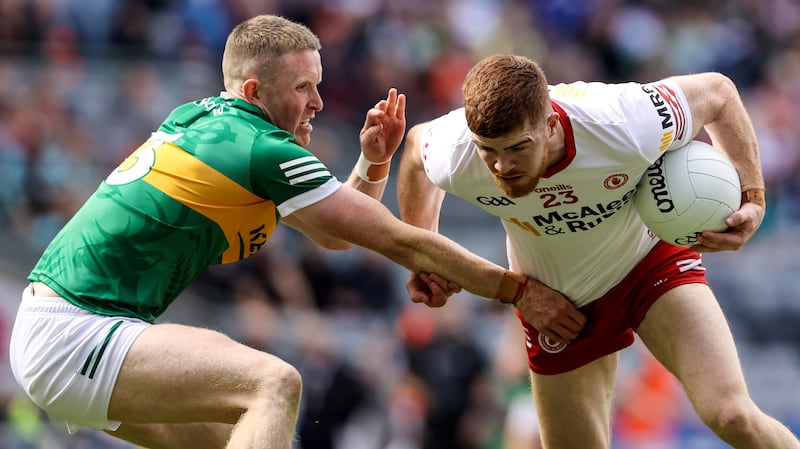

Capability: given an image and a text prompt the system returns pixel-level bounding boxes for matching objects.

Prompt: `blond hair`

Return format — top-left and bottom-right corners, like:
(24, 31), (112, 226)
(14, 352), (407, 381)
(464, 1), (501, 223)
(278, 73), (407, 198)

(462, 54), (550, 138)
(222, 15), (321, 90)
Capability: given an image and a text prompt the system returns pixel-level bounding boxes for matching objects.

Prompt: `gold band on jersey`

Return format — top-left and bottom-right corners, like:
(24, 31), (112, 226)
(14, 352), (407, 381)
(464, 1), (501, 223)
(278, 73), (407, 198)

(143, 142), (278, 263)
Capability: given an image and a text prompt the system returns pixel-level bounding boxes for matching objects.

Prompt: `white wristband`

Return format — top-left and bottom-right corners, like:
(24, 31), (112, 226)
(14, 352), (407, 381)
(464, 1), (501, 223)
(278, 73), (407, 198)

(355, 153), (391, 183)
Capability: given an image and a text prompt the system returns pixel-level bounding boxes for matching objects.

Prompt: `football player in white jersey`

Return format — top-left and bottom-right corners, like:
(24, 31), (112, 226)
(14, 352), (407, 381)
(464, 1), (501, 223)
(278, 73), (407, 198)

(397, 54), (798, 448)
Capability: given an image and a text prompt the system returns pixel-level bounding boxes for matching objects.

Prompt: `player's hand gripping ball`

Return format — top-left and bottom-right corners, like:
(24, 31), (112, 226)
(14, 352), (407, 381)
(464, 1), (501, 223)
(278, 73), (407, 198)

(634, 140), (741, 247)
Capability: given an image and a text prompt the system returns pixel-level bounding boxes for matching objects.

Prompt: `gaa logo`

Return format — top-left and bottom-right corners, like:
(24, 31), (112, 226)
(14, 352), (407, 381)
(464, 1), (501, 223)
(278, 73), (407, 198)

(476, 196), (516, 206)
(538, 334), (567, 354)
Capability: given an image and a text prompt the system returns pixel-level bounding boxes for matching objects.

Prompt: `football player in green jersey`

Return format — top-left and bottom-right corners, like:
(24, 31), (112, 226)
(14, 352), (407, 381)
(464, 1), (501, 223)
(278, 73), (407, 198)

(9, 14), (584, 449)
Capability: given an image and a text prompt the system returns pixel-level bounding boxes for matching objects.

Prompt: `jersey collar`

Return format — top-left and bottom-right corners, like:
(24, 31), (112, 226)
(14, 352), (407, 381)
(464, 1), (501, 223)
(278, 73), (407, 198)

(219, 91), (271, 122)
(543, 100), (576, 178)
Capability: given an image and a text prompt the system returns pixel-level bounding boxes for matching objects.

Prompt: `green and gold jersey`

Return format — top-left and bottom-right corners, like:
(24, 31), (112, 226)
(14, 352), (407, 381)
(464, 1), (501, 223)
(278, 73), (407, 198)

(29, 95), (341, 322)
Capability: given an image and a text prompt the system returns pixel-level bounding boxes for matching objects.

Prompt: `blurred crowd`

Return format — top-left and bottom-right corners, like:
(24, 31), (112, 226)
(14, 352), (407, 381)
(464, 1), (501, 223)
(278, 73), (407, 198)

(1, 0), (800, 448)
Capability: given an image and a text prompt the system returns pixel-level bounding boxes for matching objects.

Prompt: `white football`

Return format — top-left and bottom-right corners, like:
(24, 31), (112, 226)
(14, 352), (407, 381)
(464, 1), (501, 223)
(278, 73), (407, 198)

(634, 140), (741, 247)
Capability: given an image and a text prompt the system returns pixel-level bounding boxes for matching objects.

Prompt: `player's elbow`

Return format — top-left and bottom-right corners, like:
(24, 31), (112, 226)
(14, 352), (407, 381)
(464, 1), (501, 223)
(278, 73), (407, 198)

(317, 239), (354, 251)
(704, 72), (739, 106)
(708, 72), (737, 93)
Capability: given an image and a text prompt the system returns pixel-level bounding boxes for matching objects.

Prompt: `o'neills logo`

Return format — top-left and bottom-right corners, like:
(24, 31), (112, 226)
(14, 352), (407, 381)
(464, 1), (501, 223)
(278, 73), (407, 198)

(644, 158), (674, 213)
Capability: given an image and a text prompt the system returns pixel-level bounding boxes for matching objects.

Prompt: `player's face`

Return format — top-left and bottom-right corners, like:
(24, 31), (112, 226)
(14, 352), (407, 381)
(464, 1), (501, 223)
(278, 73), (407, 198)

(255, 50), (323, 147)
(473, 122), (551, 198)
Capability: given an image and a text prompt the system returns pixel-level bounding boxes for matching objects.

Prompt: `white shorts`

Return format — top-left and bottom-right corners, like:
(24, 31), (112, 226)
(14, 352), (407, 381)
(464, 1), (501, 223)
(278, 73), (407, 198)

(8, 284), (149, 433)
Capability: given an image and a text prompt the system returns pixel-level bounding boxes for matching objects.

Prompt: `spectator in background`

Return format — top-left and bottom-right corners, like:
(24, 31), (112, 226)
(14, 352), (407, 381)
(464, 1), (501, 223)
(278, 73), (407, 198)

(293, 312), (371, 449)
(299, 243), (398, 314)
(612, 341), (683, 449)
(397, 300), (495, 449)
(2, 95), (81, 247)
(490, 312), (543, 449)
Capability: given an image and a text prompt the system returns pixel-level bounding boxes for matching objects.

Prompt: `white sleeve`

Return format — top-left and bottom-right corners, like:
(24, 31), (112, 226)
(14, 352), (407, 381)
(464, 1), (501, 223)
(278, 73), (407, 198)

(620, 79), (694, 160)
(418, 108), (473, 192)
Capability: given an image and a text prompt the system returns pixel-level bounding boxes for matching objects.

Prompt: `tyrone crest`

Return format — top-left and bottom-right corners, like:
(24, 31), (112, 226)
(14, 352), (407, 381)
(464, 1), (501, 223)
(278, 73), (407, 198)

(603, 173), (629, 190)
(538, 333), (568, 354)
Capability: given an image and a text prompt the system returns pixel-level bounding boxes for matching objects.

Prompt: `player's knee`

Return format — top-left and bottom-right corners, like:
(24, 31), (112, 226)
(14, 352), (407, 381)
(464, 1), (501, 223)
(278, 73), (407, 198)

(277, 362), (302, 399)
(257, 359), (302, 407)
(697, 397), (760, 441)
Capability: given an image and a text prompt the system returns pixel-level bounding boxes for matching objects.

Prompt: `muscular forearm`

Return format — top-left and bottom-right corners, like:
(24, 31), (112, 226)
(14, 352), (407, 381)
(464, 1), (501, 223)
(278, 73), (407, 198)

(299, 185), (523, 303)
(399, 226), (524, 303)
(704, 82), (764, 192)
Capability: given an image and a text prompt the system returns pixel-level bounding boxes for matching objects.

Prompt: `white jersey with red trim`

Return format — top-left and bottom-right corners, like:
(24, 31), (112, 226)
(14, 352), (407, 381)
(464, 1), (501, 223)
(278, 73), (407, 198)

(419, 80), (693, 307)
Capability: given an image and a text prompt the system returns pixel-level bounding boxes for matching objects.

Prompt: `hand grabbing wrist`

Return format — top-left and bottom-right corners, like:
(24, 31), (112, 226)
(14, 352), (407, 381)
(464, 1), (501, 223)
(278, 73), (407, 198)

(355, 153), (391, 183)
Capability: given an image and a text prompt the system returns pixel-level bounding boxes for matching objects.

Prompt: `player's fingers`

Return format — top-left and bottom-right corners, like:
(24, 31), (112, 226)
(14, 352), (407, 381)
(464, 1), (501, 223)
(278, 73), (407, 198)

(406, 273), (427, 303)
(424, 294), (448, 308)
(418, 272), (438, 287)
(696, 230), (744, 251)
(447, 281), (462, 294)
(425, 273), (459, 296)
(385, 88), (397, 113)
(425, 276), (446, 295)
(566, 308), (587, 328)
(363, 108), (385, 127)
(553, 322), (580, 341)
(373, 91), (393, 116)
(422, 279), (445, 300)
(395, 93), (406, 119)
(541, 329), (570, 346)
(408, 291), (426, 304)
(360, 127), (379, 146)
(421, 275), (449, 306)
(424, 290), (448, 307)
(563, 315), (586, 333)
(690, 241), (724, 253)
(725, 210), (747, 228)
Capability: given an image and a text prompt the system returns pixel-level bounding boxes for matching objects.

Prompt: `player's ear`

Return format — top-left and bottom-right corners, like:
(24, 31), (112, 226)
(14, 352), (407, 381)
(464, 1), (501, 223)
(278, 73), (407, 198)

(242, 78), (260, 101)
(546, 111), (559, 135)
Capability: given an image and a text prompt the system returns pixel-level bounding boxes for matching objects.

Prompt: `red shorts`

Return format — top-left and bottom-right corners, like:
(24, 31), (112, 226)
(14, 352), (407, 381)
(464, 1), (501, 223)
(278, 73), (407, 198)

(516, 241), (708, 375)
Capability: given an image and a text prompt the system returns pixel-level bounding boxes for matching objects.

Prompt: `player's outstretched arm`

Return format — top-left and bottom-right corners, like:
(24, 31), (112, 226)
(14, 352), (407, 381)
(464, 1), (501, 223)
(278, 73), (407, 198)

(288, 184), (524, 304)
